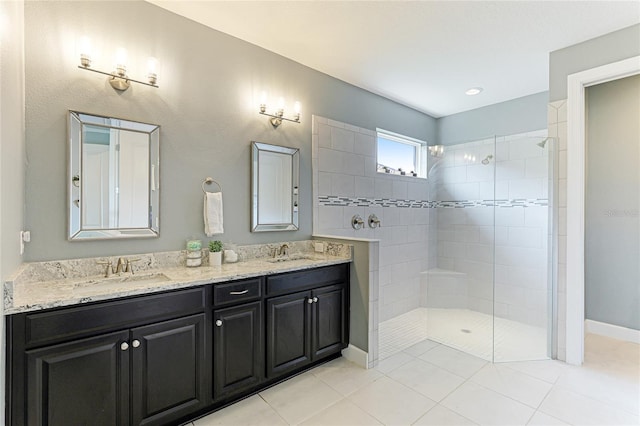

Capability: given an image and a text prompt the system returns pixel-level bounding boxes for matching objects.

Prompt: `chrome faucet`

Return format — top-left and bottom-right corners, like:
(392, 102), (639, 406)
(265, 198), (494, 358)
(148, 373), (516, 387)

(273, 243), (289, 258)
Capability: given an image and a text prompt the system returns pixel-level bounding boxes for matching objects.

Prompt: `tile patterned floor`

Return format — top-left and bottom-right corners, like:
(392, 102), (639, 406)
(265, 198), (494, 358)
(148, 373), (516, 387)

(188, 334), (639, 425)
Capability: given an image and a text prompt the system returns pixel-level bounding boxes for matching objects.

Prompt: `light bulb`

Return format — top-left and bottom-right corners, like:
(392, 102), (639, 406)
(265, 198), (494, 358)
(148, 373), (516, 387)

(277, 97), (285, 117)
(293, 101), (301, 122)
(79, 36), (92, 67)
(114, 47), (127, 76)
(260, 91), (268, 105)
(147, 57), (157, 74)
(147, 57), (158, 85)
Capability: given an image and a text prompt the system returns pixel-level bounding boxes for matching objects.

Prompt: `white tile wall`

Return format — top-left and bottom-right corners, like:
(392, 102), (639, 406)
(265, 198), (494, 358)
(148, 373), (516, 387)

(428, 132), (551, 329)
(549, 99), (567, 361)
(312, 116), (431, 325)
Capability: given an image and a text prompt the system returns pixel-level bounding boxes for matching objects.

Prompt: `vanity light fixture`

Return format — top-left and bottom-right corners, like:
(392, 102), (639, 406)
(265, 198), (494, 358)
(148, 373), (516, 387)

(259, 93), (301, 128)
(77, 36), (159, 91)
(428, 145), (444, 157)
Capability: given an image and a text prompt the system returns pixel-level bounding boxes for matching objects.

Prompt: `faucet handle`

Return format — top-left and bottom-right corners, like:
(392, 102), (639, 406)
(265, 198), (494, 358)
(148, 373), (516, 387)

(351, 214), (365, 230)
(96, 260), (113, 278)
(125, 258), (140, 274)
(368, 214), (381, 228)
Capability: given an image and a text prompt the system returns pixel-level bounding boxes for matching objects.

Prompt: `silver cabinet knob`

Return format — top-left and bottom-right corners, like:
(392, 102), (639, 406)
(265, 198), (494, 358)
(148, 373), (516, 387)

(121, 342), (129, 351)
(216, 319), (223, 327)
(307, 298), (313, 304)
(132, 339), (141, 348)
(312, 297), (319, 303)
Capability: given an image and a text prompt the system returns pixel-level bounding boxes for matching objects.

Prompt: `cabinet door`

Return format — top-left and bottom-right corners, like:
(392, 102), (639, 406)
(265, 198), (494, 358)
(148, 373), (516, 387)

(25, 330), (130, 426)
(213, 301), (263, 398)
(266, 291), (312, 378)
(130, 314), (207, 426)
(312, 284), (347, 359)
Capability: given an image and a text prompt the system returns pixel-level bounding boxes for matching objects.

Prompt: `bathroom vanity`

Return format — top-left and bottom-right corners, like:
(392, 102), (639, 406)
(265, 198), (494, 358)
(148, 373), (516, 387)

(4, 245), (351, 426)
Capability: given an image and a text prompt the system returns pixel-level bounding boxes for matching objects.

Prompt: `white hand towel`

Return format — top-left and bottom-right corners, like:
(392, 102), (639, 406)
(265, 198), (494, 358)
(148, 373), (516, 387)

(204, 192), (224, 236)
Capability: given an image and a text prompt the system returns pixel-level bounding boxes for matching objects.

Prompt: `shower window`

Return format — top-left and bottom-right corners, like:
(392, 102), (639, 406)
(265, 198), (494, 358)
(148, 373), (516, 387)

(376, 129), (427, 178)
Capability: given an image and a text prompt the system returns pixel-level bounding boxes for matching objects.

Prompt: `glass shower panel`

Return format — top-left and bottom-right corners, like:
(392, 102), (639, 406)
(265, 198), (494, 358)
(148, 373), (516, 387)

(493, 134), (552, 362)
(426, 137), (496, 361)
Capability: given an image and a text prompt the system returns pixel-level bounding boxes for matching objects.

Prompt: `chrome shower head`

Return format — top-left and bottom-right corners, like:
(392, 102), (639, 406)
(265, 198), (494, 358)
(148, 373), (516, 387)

(537, 137), (551, 148)
(481, 155), (493, 165)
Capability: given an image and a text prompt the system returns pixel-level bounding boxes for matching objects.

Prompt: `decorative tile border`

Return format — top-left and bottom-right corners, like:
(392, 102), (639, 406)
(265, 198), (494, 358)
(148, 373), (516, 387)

(318, 195), (548, 208)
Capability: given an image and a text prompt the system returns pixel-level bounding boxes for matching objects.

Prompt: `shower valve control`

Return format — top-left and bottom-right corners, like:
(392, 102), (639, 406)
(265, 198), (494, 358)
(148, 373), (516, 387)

(368, 214), (381, 228)
(351, 214), (365, 230)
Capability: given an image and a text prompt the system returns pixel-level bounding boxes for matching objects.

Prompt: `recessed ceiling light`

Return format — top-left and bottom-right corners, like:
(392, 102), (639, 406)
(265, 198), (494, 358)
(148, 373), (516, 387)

(465, 87), (483, 96)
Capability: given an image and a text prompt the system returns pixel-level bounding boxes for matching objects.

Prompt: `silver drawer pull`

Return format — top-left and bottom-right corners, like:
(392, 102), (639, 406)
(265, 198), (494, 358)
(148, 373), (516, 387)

(216, 320), (223, 327)
(121, 342), (129, 351)
(229, 290), (249, 295)
(313, 297), (318, 303)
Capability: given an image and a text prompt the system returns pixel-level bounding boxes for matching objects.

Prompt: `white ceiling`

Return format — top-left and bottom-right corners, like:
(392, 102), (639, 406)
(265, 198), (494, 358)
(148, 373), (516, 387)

(149, 1), (640, 117)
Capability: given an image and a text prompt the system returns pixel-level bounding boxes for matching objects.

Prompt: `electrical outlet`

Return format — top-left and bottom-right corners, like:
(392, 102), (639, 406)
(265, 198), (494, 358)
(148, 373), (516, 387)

(314, 242), (324, 253)
(20, 231), (31, 255)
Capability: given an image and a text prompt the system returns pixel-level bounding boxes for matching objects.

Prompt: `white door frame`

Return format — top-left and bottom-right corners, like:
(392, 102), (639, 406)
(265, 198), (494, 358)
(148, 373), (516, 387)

(565, 55), (640, 365)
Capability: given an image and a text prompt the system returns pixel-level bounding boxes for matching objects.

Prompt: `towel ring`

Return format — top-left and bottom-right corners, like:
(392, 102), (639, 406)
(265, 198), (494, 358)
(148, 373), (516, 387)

(202, 177), (222, 194)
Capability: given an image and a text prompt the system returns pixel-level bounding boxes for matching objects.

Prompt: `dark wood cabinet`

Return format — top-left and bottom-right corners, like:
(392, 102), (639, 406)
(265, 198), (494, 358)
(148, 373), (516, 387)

(22, 313), (207, 426)
(312, 284), (347, 359)
(131, 314), (207, 426)
(266, 264), (349, 379)
(213, 301), (263, 398)
(7, 263), (349, 426)
(8, 288), (208, 426)
(266, 290), (313, 378)
(25, 330), (130, 426)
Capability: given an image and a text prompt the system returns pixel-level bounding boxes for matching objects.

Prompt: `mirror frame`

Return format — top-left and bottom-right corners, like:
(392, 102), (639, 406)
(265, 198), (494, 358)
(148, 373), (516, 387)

(251, 141), (299, 232)
(68, 111), (160, 241)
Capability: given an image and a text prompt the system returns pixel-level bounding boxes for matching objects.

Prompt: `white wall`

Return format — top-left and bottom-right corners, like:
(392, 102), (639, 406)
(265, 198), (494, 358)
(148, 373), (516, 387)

(312, 116), (431, 322)
(0, 0), (26, 423)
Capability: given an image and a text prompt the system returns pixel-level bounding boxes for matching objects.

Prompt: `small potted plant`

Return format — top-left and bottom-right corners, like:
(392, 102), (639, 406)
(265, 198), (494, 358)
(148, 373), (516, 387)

(208, 240), (223, 266)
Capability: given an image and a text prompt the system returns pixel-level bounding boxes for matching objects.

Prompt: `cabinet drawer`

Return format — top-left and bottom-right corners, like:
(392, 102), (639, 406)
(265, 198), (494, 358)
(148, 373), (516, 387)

(23, 287), (206, 348)
(213, 278), (262, 307)
(266, 264), (348, 296)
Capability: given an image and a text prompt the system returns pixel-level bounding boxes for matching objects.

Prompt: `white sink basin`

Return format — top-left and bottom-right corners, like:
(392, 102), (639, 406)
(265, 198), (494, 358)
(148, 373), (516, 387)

(265, 254), (313, 263)
(73, 272), (171, 289)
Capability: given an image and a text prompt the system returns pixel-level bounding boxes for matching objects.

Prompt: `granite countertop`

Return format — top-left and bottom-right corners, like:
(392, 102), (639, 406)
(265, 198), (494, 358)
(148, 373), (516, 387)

(4, 241), (351, 315)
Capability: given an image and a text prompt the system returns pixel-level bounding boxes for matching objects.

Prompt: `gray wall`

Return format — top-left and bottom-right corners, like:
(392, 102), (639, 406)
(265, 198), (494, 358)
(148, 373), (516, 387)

(24, 1), (436, 261)
(1, 1), (26, 421)
(549, 24), (640, 102)
(437, 91), (548, 145)
(585, 75), (640, 330)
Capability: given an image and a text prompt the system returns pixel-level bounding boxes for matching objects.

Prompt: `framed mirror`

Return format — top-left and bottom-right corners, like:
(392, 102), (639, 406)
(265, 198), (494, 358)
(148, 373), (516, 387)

(68, 111), (160, 240)
(251, 141), (299, 232)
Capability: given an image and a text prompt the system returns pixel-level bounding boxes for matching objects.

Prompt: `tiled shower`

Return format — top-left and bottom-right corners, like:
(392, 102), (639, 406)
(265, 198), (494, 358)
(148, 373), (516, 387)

(312, 115), (553, 365)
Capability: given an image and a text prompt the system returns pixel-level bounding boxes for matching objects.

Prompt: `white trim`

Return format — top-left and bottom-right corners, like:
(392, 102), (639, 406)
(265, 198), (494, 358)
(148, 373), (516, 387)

(585, 320), (640, 344)
(566, 55), (640, 365)
(341, 344), (369, 368)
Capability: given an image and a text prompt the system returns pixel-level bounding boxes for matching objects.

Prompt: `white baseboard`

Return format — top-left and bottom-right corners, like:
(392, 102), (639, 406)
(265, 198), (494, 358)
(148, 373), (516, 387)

(585, 319), (640, 344)
(341, 344), (368, 368)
